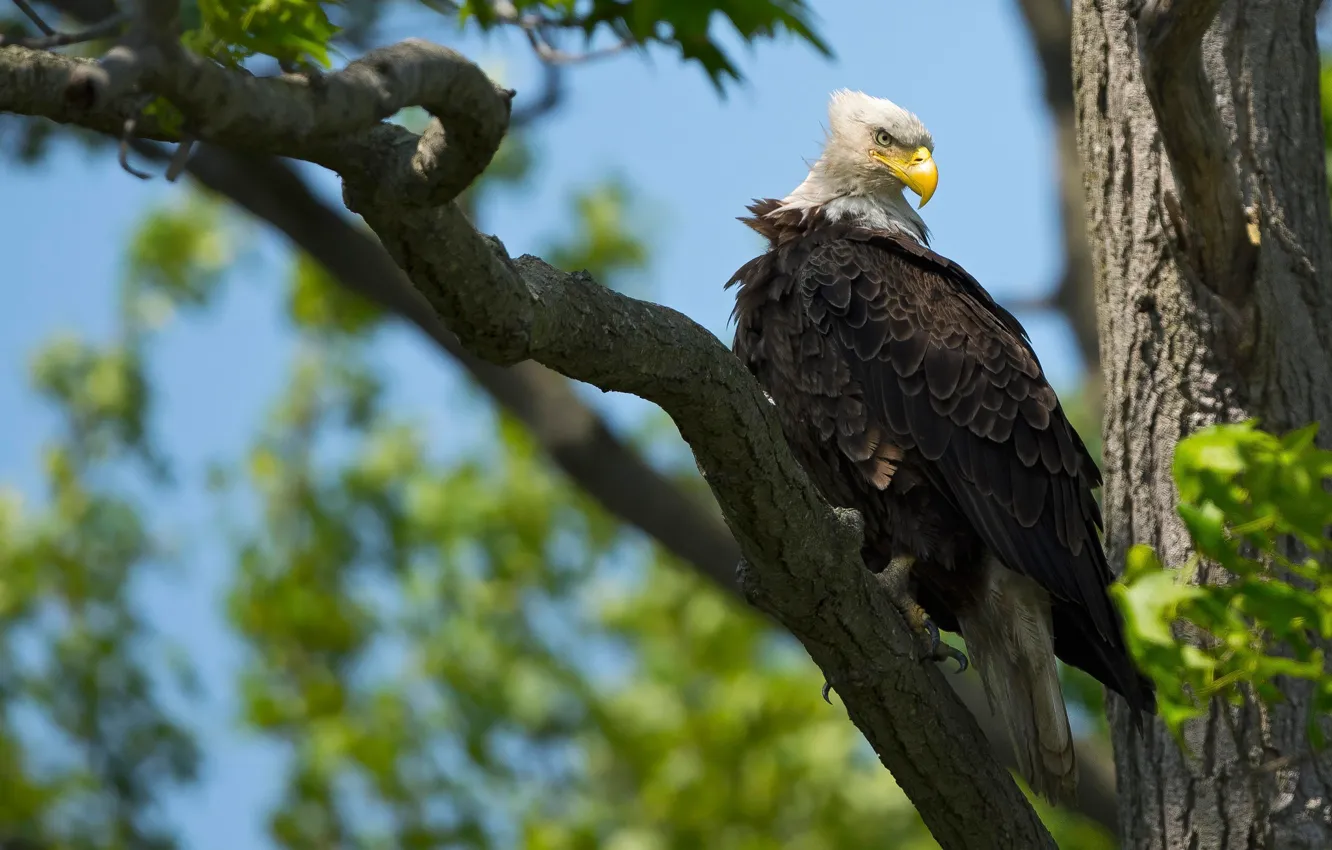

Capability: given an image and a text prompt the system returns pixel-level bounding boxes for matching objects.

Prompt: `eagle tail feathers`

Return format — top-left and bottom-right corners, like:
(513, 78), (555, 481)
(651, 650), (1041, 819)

(958, 559), (1077, 805)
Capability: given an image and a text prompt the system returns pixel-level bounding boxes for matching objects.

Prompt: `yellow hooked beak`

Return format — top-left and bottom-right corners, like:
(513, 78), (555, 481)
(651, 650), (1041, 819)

(871, 146), (938, 208)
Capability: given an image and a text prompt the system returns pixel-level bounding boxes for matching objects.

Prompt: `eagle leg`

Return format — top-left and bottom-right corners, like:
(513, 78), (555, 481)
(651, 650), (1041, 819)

(877, 555), (969, 674)
(820, 554), (970, 703)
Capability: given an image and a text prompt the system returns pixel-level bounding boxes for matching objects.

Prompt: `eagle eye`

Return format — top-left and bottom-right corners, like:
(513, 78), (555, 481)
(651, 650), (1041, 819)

(873, 128), (894, 147)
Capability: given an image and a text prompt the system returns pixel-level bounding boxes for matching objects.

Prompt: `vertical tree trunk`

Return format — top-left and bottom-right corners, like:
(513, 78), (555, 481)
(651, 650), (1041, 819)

(1073, 1), (1332, 847)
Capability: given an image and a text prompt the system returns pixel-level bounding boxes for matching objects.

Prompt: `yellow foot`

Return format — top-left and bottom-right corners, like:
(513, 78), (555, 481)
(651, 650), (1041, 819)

(876, 554), (969, 674)
(821, 554), (969, 704)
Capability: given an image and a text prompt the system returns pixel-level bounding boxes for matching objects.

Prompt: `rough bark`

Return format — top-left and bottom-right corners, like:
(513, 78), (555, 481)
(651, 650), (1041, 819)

(1, 23), (1058, 850)
(1073, 0), (1332, 847)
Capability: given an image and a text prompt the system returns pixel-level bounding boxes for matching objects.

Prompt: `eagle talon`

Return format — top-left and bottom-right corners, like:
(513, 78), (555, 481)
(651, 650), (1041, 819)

(875, 554), (970, 672)
(918, 618), (969, 673)
(821, 681), (834, 703)
(932, 642), (970, 674)
(923, 618), (941, 652)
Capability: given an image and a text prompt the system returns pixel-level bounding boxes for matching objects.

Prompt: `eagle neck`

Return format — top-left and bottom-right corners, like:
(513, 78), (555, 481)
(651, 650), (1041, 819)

(774, 166), (931, 245)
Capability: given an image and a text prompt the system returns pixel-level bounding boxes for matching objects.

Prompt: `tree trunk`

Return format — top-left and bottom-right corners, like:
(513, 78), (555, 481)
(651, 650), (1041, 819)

(1073, 1), (1332, 847)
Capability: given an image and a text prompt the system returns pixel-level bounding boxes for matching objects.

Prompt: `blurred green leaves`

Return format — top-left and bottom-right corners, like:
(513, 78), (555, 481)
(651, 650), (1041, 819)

(287, 251), (384, 335)
(171, 0), (829, 87)
(221, 334), (946, 847)
(0, 204), (214, 847)
(1114, 421), (1332, 746)
(545, 180), (650, 287)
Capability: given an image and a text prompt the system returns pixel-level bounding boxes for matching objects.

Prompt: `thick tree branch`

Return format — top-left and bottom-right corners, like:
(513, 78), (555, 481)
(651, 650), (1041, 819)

(1134, 0), (1257, 304)
(1013, 0), (1100, 369)
(1, 36), (1063, 847)
(371, 216), (1056, 850)
(128, 140), (744, 596)
(35, 32), (513, 207)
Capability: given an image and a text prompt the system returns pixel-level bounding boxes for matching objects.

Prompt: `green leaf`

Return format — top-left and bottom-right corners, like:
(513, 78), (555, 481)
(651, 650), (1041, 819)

(286, 252), (383, 336)
(183, 0), (342, 67)
(459, 0), (830, 88)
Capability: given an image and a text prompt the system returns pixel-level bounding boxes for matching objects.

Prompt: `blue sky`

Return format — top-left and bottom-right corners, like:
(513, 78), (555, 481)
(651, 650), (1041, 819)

(1, 2), (1077, 845)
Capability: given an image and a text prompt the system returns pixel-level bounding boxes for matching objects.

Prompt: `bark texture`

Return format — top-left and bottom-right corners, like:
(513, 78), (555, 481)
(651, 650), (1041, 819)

(1073, 1), (1332, 847)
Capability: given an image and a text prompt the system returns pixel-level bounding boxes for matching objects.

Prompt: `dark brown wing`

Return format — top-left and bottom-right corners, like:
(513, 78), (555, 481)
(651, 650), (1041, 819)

(797, 230), (1121, 650)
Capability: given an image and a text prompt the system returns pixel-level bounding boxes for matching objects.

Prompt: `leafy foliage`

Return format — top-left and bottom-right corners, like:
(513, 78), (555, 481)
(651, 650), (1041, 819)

(544, 180), (650, 287)
(0, 200), (222, 850)
(458, 0), (830, 87)
(221, 338), (944, 848)
(1114, 422), (1332, 745)
(287, 252), (384, 335)
(182, 0), (341, 68)
(169, 0), (830, 85)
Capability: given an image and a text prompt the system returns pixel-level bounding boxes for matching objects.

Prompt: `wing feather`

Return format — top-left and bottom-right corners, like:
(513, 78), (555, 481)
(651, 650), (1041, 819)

(798, 231), (1120, 645)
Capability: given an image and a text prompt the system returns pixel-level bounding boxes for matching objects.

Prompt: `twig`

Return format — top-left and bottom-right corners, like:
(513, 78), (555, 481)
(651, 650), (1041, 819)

(64, 0), (176, 110)
(491, 0), (633, 65)
(520, 26), (632, 65)
(531, 36), (632, 65)
(0, 11), (127, 48)
(510, 62), (562, 128)
(34, 13), (124, 47)
(12, 0), (54, 35)
(118, 93), (154, 179)
(164, 132), (194, 181)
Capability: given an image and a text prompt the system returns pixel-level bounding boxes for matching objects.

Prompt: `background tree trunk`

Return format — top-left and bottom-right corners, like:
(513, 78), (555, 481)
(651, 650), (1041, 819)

(1073, 1), (1332, 847)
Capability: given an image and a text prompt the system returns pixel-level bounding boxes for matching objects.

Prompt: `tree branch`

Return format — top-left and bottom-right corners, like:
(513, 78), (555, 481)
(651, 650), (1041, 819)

(47, 28), (515, 208)
(12, 0), (54, 35)
(1134, 0), (1257, 304)
(0, 13), (125, 49)
(1, 35), (1062, 848)
(368, 214), (1057, 850)
(129, 140), (744, 596)
(509, 62), (563, 127)
(1013, 0), (1100, 369)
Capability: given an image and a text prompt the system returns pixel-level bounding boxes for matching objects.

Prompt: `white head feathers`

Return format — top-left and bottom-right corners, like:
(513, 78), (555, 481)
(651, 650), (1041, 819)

(826, 89), (933, 150)
(777, 89), (936, 243)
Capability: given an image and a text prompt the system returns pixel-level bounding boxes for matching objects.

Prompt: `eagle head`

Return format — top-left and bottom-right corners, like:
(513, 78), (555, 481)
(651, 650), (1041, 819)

(822, 89), (938, 208)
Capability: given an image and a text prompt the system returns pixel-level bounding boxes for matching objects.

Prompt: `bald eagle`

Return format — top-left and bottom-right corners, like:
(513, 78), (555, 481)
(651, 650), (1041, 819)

(726, 90), (1154, 802)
